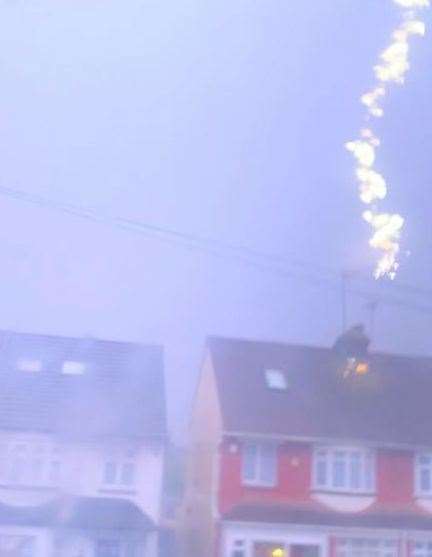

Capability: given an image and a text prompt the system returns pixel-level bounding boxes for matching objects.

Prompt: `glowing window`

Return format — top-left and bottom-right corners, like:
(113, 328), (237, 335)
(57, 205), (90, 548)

(265, 369), (287, 390)
(17, 359), (42, 373)
(62, 361), (85, 375)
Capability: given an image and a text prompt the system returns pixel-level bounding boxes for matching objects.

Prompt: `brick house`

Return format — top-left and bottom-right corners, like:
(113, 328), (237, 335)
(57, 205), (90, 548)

(0, 331), (166, 557)
(182, 331), (432, 557)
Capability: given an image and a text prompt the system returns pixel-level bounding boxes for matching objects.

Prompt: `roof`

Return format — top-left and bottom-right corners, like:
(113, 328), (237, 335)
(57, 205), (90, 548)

(223, 502), (432, 530)
(0, 331), (166, 438)
(208, 336), (432, 447)
(0, 496), (154, 531)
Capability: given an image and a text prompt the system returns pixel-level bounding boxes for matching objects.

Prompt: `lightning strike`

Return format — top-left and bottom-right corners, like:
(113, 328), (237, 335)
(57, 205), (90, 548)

(346, 0), (429, 278)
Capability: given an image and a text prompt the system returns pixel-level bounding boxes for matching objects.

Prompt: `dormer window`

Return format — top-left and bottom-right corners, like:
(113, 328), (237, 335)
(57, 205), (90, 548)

(265, 369), (287, 390)
(62, 361), (86, 375)
(313, 446), (375, 494)
(17, 359), (42, 373)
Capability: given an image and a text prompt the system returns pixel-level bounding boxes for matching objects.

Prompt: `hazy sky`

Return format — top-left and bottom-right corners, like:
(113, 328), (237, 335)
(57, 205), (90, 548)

(1, 0), (432, 437)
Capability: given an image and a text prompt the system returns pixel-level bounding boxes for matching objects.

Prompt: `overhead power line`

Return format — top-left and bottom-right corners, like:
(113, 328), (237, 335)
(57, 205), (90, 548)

(0, 185), (431, 316)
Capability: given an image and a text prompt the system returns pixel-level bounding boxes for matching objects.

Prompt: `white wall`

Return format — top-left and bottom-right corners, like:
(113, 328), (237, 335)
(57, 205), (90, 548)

(0, 431), (164, 523)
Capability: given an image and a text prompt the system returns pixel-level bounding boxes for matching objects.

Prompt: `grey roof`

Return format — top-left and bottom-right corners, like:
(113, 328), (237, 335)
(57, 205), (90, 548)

(0, 496), (154, 531)
(224, 502), (432, 531)
(0, 331), (166, 438)
(208, 336), (432, 446)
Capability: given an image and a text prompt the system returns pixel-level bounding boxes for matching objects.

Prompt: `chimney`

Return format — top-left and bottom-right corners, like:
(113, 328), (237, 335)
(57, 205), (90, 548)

(333, 324), (370, 360)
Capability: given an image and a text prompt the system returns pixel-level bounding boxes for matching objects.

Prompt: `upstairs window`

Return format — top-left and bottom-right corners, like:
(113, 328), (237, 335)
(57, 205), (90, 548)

(313, 447), (375, 494)
(103, 451), (136, 488)
(4, 443), (61, 487)
(96, 540), (121, 557)
(242, 442), (277, 487)
(416, 453), (432, 495)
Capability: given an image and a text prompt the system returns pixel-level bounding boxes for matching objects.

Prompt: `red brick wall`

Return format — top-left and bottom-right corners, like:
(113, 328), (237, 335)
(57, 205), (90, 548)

(218, 439), (312, 514)
(218, 439), (417, 514)
(376, 449), (414, 506)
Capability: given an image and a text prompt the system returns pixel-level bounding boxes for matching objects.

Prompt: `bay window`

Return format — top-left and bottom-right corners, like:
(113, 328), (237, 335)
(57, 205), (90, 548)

(313, 446), (375, 493)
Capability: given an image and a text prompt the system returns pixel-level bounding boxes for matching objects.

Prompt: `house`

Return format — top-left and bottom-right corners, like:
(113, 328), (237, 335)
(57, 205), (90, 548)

(0, 331), (166, 557)
(182, 330), (432, 557)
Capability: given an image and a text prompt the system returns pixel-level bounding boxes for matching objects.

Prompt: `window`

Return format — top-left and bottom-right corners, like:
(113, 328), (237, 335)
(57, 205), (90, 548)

(335, 538), (397, 557)
(413, 542), (432, 557)
(62, 360), (86, 375)
(4, 443), (61, 487)
(265, 369), (287, 390)
(96, 540), (121, 557)
(416, 454), (432, 495)
(17, 359), (42, 372)
(313, 447), (375, 493)
(103, 454), (136, 488)
(231, 540), (246, 557)
(242, 442), (277, 486)
(0, 535), (35, 557)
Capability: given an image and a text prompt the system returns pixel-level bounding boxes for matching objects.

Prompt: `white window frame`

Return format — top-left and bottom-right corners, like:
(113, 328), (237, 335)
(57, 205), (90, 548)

(102, 451), (136, 488)
(3, 442), (61, 487)
(335, 538), (398, 557)
(242, 442), (277, 487)
(415, 453), (432, 497)
(313, 446), (375, 494)
(412, 541), (432, 557)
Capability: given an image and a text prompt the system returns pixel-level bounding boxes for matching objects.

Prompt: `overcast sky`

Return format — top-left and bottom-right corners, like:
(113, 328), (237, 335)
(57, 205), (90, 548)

(1, 0), (432, 437)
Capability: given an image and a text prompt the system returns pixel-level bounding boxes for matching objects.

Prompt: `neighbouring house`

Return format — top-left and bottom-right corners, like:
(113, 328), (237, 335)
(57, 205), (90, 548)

(0, 331), (166, 557)
(181, 329), (432, 557)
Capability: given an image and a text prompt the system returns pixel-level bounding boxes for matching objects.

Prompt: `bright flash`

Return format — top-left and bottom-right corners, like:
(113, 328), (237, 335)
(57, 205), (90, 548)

(346, 0), (428, 278)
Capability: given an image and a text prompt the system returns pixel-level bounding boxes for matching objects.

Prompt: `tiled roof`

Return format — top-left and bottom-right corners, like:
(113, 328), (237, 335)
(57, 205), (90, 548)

(0, 331), (166, 438)
(223, 502), (432, 530)
(0, 496), (154, 531)
(208, 336), (432, 446)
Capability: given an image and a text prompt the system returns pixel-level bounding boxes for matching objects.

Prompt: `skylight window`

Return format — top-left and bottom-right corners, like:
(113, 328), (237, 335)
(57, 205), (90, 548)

(62, 361), (86, 375)
(265, 369), (288, 390)
(17, 359), (42, 373)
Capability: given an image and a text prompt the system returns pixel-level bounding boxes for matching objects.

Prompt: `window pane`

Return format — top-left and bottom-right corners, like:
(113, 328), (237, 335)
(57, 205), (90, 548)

(104, 462), (117, 484)
(350, 453), (361, 489)
(260, 445), (276, 485)
(49, 461), (61, 484)
(242, 444), (257, 482)
(121, 462), (135, 486)
(31, 458), (43, 483)
(333, 453), (346, 488)
(421, 468), (431, 492)
(316, 458), (327, 487)
(96, 540), (121, 557)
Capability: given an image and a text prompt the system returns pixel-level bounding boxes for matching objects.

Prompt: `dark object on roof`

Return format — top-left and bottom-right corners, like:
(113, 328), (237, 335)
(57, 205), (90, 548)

(333, 324), (370, 359)
(0, 496), (154, 531)
(224, 502), (432, 531)
(0, 331), (166, 439)
(208, 336), (432, 446)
